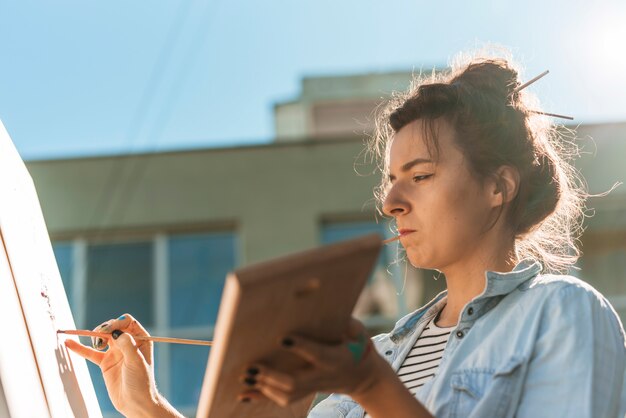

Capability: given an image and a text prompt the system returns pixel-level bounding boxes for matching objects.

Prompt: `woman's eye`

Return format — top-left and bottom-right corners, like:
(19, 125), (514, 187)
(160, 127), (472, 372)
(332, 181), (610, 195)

(412, 174), (432, 182)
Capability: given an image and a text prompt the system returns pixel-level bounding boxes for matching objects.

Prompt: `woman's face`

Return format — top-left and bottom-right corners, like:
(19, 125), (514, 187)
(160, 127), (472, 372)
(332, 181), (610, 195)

(383, 119), (498, 271)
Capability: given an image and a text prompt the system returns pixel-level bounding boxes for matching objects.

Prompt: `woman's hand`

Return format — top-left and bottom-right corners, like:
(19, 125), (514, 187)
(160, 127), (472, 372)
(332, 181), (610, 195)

(238, 318), (389, 406)
(238, 318), (434, 418)
(65, 314), (181, 418)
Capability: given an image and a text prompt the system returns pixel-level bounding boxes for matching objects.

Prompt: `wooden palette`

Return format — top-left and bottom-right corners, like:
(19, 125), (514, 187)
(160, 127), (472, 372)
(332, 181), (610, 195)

(196, 233), (382, 418)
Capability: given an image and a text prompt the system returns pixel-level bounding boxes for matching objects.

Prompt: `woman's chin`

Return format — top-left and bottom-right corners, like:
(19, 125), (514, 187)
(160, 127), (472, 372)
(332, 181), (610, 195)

(405, 249), (427, 269)
(404, 249), (441, 271)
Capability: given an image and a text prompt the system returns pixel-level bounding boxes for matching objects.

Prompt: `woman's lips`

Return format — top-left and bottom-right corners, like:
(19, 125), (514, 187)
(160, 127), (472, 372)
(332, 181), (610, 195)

(398, 229), (416, 237)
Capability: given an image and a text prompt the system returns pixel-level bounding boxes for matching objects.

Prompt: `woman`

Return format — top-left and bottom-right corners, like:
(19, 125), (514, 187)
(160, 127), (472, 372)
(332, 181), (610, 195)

(66, 53), (626, 418)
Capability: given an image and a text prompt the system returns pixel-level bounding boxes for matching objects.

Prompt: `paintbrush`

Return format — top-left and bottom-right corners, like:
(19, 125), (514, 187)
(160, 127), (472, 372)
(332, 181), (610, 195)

(57, 329), (213, 346)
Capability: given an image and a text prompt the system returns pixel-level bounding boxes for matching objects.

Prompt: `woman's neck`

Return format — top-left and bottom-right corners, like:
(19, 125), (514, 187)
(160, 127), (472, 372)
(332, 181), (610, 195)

(435, 241), (516, 328)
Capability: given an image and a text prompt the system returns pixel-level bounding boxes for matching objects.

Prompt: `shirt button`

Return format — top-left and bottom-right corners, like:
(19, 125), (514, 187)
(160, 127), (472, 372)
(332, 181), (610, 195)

(456, 331), (465, 339)
(467, 307), (474, 315)
(385, 350), (393, 356)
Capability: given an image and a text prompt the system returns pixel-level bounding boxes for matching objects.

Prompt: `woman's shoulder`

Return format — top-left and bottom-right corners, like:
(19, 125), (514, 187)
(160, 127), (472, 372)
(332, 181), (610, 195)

(520, 271), (607, 301)
(519, 271), (626, 338)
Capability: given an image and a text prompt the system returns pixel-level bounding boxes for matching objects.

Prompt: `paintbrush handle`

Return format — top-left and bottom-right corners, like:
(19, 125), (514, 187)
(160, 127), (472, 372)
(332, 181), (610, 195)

(135, 335), (213, 346)
(58, 330), (213, 347)
(382, 235), (402, 245)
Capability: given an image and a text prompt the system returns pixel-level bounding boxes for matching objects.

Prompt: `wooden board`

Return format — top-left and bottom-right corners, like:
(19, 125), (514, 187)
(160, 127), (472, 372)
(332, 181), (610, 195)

(0, 120), (101, 417)
(197, 234), (382, 418)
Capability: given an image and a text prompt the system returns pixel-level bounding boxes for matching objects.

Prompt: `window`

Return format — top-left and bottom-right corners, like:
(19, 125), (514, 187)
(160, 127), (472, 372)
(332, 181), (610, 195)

(52, 230), (237, 416)
(86, 241), (154, 328)
(168, 233), (236, 327)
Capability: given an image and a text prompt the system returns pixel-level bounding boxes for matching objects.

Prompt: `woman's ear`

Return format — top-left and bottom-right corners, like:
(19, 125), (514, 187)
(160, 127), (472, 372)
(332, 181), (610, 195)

(489, 165), (520, 207)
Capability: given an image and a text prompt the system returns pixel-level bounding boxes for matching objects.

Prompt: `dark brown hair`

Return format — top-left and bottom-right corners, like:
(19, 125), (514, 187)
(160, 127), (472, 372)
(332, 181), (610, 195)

(370, 51), (587, 273)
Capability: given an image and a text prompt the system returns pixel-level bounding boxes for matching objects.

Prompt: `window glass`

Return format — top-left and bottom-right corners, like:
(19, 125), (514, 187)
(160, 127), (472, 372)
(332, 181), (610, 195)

(86, 241), (153, 328)
(168, 233), (236, 328)
(170, 342), (211, 408)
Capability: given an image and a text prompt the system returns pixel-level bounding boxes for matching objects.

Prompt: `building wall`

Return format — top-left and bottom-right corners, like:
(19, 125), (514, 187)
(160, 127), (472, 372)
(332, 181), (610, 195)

(29, 139), (382, 264)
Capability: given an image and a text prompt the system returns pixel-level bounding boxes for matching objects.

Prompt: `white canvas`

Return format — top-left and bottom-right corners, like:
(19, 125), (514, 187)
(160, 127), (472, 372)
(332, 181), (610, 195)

(0, 120), (101, 417)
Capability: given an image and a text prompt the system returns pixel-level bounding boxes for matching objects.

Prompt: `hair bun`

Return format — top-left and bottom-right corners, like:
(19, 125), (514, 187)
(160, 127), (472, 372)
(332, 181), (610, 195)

(451, 59), (520, 103)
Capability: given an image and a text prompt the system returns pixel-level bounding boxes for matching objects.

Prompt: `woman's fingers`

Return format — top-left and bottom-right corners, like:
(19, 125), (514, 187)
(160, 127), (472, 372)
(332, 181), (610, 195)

(109, 313), (150, 337)
(281, 323), (370, 368)
(109, 314), (153, 364)
(89, 313), (153, 366)
(254, 382), (293, 407)
(280, 335), (331, 367)
(247, 365), (296, 392)
(65, 339), (105, 366)
(239, 364), (324, 408)
(91, 320), (115, 350)
(237, 389), (266, 403)
(108, 332), (143, 365)
(241, 374), (301, 408)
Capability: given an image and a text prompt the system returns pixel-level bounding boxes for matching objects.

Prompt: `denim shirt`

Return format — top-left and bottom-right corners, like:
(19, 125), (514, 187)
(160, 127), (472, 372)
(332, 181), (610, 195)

(308, 259), (626, 418)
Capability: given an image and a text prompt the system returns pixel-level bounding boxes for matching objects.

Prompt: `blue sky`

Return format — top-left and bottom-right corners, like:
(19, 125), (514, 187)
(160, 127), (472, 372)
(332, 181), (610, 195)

(1, 0), (625, 160)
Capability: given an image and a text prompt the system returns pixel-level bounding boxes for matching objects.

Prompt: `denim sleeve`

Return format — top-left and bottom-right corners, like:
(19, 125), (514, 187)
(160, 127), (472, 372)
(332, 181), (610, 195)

(516, 283), (626, 418)
(306, 393), (354, 418)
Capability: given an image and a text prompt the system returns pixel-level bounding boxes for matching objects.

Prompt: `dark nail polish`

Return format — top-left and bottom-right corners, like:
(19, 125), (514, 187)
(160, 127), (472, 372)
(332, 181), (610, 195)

(240, 397), (251, 403)
(93, 338), (105, 349)
(111, 329), (123, 339)
(244, 377), (256, 386)
(246, 367), (259, 376)
(282, 337), (294, 347)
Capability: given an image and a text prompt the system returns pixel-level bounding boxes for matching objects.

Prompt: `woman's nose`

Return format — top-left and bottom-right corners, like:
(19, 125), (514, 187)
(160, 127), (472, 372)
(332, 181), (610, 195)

(382, 186), (410, 217)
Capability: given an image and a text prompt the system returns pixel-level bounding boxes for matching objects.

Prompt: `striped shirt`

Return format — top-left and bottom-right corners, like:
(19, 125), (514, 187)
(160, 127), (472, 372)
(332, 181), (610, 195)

(364, 314), (453, 418)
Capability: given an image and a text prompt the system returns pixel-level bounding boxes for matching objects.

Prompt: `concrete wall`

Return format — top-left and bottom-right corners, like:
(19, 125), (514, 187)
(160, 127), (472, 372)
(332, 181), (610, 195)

(27, 138), (381, 265)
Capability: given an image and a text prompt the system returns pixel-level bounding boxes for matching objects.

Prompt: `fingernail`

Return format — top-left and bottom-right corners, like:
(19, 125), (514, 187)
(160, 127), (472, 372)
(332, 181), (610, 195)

(244, 377), (256, 386)
(93, 338), (106, 350)
(281, 337), (294, 347)
(111, 330), (123, 339)
(117, 315), (126, 320)
(239, 397), (251, 403)
(246, 367), (259, 376)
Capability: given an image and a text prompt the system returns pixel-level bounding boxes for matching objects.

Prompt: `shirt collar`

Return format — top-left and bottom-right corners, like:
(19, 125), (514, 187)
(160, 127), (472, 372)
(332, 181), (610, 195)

(480, 258), (543, 298)
(388, 258), (543, 342)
